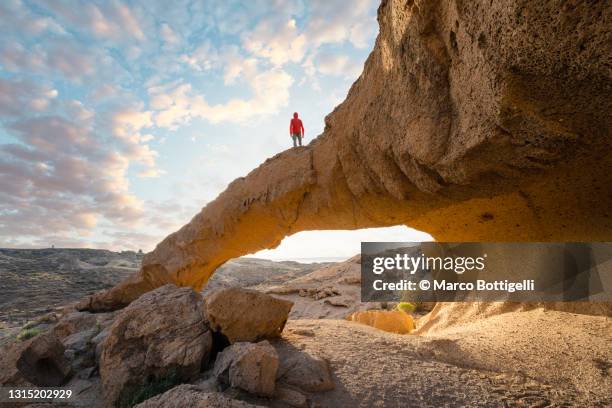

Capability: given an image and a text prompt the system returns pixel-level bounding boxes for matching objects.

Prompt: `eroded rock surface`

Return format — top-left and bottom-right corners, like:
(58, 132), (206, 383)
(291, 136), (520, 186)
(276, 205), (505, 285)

(205, 287), (293, 343)
(134, 385), (263, 408)
(81, 0), (612, 311)
(0, 331), (71, 387)
(274, 346), (334, 393)
(347, 310), (415, 334)
(100, 284), (212, 406)
(213, 341), (279, 397)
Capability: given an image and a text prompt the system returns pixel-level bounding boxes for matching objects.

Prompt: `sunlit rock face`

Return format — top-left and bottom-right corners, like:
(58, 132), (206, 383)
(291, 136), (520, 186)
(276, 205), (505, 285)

(81, 0), (612, 311)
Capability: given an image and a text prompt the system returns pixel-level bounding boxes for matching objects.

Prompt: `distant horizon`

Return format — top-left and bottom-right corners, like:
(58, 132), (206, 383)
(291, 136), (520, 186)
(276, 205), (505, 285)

(0, 225), (434, 263)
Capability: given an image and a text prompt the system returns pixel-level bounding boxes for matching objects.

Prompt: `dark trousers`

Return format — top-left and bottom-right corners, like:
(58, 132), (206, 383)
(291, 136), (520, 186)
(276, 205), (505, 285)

(292, 133), (302, 147)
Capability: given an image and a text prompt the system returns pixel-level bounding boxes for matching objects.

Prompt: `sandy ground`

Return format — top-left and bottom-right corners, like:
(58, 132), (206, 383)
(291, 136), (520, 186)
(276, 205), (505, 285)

(272, 308), (611, 407)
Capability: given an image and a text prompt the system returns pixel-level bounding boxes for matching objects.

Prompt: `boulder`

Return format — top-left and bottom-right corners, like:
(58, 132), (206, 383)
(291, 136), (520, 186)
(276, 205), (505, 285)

(134, 385), (262, 408)
(213, 341), (278, 397)
(275, 385), (308, 408)
(52, 311), (98, 340)
(347, 310), (415, 334)
(100, 284), (212, 406)
(0, 331), (71, 387)
(205, 287), (293, 343)
(62, 327), (98, 371)
(92, 326), (111, 364)
(275, 348), (334, 393)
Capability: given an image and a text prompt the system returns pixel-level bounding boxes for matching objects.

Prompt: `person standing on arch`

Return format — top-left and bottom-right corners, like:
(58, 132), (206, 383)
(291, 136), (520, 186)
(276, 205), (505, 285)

(289, 112), (304, 147)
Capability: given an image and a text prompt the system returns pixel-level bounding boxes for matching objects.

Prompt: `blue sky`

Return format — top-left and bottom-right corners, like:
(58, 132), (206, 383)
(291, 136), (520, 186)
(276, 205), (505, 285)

(0, 0), (431, 259)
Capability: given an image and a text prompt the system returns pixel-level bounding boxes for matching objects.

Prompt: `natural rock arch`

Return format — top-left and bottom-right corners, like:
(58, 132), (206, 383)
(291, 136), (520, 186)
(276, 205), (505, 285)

(81, 0), (612, 311)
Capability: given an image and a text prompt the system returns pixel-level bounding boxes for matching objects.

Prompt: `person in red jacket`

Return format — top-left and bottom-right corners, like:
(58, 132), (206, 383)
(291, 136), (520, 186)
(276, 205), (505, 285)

(289, 112), (304, 147)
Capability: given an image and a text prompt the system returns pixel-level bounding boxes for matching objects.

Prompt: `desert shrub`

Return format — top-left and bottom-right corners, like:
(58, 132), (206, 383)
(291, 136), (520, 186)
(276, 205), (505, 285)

(396, 302), (416, 314)
(21, 321), (37, 330)
(22, 314), (56, 330)
(118, 370), (182, 408)
(17, 327), (45, 341)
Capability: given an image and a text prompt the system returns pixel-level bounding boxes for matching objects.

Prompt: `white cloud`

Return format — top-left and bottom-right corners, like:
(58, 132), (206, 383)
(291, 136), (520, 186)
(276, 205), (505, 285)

(180, 42), (218, 71)
(65, 100), (94, 122)
(47, 41), (97, 80)
(0, 39), (102, 81)
(243, 18), (307, 65)
(112, 108), (153, 138)
(315, 52), (363, 78)
(0, 0), (65, 37)
(39, 0), (145, 41)
(0, 115), (147, 244)
(235, 0), (377, 69)
(109, 107), (162, 178)
(306, 0), (377, 48)
(0, 78), (58, 117)
(160, 23), (180, 46)
(0, 42), (45, 72)
(149, 66), (293, 127)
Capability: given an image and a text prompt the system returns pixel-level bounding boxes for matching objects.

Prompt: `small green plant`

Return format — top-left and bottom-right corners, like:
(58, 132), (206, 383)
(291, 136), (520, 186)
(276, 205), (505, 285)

(396, 302), (416, 314)
(17, 327), (45, 341)
(118, 370), (182, 408)
(22, 314), (56, 331)
(21, 321), (37, 330)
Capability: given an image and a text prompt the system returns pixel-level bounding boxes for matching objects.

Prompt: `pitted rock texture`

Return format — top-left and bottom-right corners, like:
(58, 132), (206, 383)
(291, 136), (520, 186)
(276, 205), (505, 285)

(205, 287), (293, 343)
(0, 331), (71, 387)
(82, 0), (612, 311)
(213, 341), (279, 397)
(99, 284), (212, 406)
(274, 346), (334, 393)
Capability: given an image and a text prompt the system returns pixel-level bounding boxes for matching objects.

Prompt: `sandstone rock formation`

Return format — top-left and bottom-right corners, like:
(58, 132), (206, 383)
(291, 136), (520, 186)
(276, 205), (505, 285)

(100, 284), (212, 405)
(52, 311), (98, 340)
(347, 310), (415, 334)
(274, 346), (334, 393)
(213, 341), (279, 397)
(0, 331), (71, 387)
(205, 287), (293, 343)
(134, 385), (263, 408)
(81, 0), (612, 311)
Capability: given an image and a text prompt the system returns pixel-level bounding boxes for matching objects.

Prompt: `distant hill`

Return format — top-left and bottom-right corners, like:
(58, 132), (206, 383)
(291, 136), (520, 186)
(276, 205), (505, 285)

(0, 249), (332, 329)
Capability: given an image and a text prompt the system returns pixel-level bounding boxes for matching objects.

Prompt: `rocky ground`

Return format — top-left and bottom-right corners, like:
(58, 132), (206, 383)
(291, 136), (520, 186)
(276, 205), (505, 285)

(0, 249), (143, 329)
(0, 249), (610, 407)
(0, 249), (331, 344)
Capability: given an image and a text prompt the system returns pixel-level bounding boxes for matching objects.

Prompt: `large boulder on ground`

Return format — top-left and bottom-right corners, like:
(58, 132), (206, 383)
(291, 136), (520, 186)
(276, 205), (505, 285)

(134, 385), (263, 407)
(0, 331), (71, 387)
(274, 346), (334, 393)
(347, 310), (415, 334)
(213, 341), (278, 397)
(205, 287), (293, 343)
(100, 284), (212, 406)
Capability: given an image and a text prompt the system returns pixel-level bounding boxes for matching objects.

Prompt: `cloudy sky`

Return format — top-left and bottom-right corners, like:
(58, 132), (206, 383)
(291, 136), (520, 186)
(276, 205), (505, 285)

(0, 0), (431, 260)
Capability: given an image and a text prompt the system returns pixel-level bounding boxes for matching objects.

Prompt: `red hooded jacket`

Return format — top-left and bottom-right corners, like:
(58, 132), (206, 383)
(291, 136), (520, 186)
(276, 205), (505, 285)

(289, 112), (304, 136)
